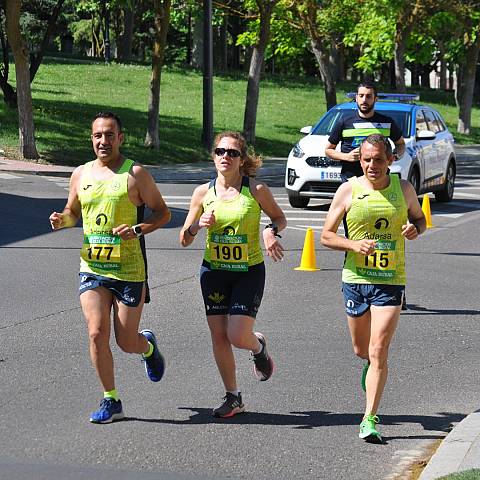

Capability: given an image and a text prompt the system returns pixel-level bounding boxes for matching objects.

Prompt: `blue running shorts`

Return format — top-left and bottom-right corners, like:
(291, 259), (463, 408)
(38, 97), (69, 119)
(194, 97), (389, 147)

(342, 282), (405, 317)
(79, 273), (145, 307)
(200, 261), (265, 318)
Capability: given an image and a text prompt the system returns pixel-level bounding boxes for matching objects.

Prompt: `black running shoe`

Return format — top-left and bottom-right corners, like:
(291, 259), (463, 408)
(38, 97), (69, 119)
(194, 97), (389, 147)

(212, 392), (245, 418)
(252, 332), (274, 381)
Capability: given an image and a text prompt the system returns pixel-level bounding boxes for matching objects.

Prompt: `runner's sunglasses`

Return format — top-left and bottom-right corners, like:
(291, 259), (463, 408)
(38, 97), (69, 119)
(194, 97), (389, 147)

(214, 148), (241, 158)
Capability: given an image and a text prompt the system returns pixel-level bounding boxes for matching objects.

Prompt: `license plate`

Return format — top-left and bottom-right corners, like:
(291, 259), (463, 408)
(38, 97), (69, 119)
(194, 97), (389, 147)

(319, 169), (341, 181)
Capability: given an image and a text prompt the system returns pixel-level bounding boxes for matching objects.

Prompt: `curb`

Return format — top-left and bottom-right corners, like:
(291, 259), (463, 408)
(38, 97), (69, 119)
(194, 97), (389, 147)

(419, 410), (480, 479)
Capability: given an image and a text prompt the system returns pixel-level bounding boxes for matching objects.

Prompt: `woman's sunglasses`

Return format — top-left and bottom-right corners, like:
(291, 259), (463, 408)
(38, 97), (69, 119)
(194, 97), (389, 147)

(214, 148), (241, 158)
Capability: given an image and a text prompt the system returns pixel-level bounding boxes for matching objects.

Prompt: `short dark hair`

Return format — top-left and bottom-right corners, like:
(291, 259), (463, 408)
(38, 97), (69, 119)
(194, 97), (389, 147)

(357, 82), (377, 97)
(360, 134), (392, 157)
(92, 112), (122, 132)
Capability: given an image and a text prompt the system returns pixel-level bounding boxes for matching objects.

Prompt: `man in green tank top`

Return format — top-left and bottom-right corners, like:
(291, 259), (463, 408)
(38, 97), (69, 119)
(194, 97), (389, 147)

(49, 112), (171, 423)
(321, 134), (426, 443)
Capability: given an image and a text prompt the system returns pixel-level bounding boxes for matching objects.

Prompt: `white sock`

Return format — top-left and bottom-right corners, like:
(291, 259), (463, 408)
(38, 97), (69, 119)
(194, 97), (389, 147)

(227, 390), (240, 397)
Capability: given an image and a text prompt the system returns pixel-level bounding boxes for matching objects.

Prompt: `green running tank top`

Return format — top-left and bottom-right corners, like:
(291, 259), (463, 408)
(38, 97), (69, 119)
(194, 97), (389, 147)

(342, 175), (407, 285)
(78, 159), (146, 282)
(202, 176), (263, 271)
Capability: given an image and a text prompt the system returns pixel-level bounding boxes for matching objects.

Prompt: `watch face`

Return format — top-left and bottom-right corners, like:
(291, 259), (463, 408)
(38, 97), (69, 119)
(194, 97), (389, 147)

(133, 225), (142, 235)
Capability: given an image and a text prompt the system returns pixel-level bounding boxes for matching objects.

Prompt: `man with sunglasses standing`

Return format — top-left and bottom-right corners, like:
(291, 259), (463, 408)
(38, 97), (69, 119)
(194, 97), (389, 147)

(180, 131), (286, 418)
(49, 112), (171, 423)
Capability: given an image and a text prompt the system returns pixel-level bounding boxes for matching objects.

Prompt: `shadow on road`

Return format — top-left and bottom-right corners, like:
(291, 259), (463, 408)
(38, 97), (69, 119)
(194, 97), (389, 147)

(402, 304), (480, 316)
(125, 408), (464, 436)
(0, 193), (187, 246)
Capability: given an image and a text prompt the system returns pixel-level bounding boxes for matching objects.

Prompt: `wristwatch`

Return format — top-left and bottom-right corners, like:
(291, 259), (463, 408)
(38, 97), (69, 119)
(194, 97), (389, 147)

(265, 223), (281, 238)
(132, 224), (143, 238)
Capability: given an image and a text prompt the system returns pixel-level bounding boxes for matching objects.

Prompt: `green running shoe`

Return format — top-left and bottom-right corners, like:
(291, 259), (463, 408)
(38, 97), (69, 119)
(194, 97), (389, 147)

(361, 362), (370, 392)
(359, 414), (382, 443)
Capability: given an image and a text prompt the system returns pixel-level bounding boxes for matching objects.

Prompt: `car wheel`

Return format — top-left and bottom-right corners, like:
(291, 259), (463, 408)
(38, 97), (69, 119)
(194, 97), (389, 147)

(288, 193), (310, 208)
(434, 162), (455, 202)
(408, 167), (420, 195)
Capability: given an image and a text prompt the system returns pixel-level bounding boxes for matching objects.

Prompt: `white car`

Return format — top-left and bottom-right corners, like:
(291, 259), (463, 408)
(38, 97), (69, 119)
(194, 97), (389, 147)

(285, 94), (456, 208)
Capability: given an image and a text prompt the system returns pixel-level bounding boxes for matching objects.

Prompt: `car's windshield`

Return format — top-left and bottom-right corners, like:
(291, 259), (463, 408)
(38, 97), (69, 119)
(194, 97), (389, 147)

(310, 108), (411, 138)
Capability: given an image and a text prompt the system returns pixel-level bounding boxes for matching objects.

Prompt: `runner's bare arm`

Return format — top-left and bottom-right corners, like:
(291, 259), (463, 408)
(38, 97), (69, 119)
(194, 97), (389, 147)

(49, 166), (83, 230)
(251, 180), (287, 262)
(393, 137), (406, 158)
(325, 142), (359, 162)
(321, 182), (376, 255)
(400, 180), (426, 239)
(180, 183), (209, 247)
(115, 165), (170, 239)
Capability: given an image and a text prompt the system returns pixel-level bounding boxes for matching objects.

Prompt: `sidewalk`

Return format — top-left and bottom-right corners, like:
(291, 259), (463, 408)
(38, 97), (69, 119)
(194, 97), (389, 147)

(0, 156), (286, 183)
(419, 409), (480, 479)
(1, 155), (480, 479)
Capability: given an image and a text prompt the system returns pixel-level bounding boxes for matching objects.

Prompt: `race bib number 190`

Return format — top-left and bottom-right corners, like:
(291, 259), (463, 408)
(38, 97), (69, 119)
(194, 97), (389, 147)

(210, 233), (248, 271)
(81, 234), (121, 271)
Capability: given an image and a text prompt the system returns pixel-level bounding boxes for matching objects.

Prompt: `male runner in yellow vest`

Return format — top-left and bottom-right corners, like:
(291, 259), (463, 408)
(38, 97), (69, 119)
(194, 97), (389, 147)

(321, 134), (425, 443)
(49, 112), (171, 423)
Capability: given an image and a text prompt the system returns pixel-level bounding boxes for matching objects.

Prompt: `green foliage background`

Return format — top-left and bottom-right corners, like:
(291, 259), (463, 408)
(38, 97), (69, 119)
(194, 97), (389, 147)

(0, 58), (478, 166)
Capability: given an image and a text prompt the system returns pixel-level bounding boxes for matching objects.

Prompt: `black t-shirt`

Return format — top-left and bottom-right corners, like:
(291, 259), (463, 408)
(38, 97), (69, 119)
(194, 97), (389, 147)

(328, 111), (402, 177)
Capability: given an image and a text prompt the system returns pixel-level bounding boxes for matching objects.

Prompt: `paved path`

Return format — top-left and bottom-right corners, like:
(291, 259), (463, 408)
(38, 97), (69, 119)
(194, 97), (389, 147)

(1, 145), (480, 479)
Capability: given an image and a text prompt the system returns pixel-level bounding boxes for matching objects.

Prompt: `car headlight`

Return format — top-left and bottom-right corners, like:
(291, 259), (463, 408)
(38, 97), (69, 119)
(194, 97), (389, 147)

(292, 143), (304, 158)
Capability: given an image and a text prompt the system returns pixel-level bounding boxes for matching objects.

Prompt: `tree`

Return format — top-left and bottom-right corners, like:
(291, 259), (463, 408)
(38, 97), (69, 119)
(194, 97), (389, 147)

(289, 0), (359, 109)
(241, 0), (279, 143)
(145, 0), (171, 148)
(0, 0), (66, 107)
(4, 0), (39, 159)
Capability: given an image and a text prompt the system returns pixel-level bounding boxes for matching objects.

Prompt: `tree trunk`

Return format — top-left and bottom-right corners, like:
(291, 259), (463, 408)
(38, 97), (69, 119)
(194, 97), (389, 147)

(145, 0), (171, 149)
(243, 1), (276, 144)
(420, 64), (430, 88)
(394, 27), (407, 93)
(438, 40), (447, 90)
(5, 0), (39, 159)
(457, 35), (480, 134)
(30, 0), (65, 82)
(310, 37), (336, 109)
(120, 4), (134, 62)
(186, 7), (192, 65)
(219, 15), (228, 71)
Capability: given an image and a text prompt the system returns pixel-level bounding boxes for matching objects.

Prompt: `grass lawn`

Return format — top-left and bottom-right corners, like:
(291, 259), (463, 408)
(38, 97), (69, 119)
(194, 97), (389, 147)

(438, 469), (480, 479)
(0, 57), (479, 166)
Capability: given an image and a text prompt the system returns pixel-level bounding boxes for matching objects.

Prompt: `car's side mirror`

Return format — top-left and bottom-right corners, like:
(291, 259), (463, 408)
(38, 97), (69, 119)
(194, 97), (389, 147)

(300, 126), (312, 135)
(416, 130), (436, 140)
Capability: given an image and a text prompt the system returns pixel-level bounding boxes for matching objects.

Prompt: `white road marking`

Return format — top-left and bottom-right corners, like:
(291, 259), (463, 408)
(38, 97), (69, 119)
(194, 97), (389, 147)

(0, 173), (22, 179)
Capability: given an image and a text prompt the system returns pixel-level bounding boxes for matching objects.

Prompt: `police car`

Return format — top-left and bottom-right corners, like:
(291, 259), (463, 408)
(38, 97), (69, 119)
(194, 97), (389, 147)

(285, 93), (456, 208)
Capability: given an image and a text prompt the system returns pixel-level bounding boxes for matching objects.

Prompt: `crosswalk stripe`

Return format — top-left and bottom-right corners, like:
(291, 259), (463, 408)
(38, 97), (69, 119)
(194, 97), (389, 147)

(0, 173), (22, 179)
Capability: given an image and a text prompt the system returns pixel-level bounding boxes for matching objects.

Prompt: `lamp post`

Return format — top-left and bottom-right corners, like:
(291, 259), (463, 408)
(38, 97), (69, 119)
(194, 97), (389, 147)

(202, 0), (213, 150)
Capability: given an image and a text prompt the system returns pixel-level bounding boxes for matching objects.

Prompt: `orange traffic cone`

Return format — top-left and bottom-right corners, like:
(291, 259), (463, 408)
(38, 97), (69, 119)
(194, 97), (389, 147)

(422, 194), (434, 229)
(295, 228), (320, 271)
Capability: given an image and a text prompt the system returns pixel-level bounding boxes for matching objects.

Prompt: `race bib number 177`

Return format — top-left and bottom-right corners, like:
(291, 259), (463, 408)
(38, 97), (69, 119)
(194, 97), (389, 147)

(81, 234), (121, 271)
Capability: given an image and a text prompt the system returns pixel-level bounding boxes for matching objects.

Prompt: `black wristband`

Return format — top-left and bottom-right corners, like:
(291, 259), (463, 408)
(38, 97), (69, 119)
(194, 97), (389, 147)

(265, 223), (281, 238)
(187, 225), (197, 236)
(413, 223), (420, 234)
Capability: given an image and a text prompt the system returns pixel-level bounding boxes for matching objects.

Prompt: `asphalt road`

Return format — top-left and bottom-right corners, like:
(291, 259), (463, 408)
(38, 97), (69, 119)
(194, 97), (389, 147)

(0, 151), (479, 480)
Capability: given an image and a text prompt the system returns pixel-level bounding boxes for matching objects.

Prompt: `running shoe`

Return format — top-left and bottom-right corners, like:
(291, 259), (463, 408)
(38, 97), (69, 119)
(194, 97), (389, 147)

(359, 414), (382, 443)
(141, 329), (165, 382)
(213, 392), (245, 418)
(252, 332), (274, 381)
(89, 398), (124, 424)
(361, 361), (370, 392)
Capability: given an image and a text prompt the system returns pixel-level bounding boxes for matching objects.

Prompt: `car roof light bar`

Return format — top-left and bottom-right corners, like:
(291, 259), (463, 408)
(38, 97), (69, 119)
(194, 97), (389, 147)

(346, 92), (420, 102)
